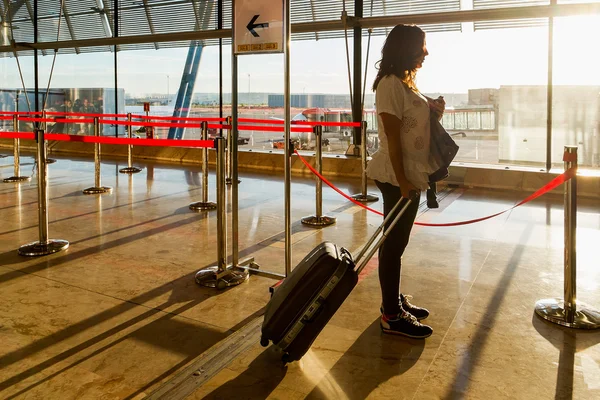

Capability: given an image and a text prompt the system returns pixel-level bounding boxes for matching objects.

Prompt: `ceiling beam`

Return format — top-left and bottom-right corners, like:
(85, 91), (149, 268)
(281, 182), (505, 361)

(1, 2), (599, 54)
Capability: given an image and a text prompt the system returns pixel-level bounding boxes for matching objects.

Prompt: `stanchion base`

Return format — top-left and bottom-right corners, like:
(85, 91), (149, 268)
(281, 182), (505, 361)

(189, 201), (217, 211)
(18, 239), (69, 257)
(119, 167), (143, 174)
(195, 266), (250, 289)
(535, 298), (600, 329)
(351, 193), (379, 203)
(3, 176), (32, 183)
(301, 215), (336, 227)
(83, 186), (113, 195)
(46, 158), (57, 164)
(225, 178), (241, 185)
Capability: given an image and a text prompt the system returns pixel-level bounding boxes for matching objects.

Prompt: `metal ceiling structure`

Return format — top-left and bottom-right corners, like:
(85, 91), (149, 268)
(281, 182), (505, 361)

(0, 0), (465, 57)
(0, 0), (598, 57)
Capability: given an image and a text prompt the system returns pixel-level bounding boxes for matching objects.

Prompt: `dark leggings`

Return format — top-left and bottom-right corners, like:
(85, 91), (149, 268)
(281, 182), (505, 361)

(375, 180), (420, 315)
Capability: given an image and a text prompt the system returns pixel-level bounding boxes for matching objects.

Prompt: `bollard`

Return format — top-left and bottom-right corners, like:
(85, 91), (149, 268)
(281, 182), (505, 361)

(226, 116), (233, 185)
(119, 113), (143, 174)
(301, 125), (336, 227)
(225, 116), (240, 185)
(42, 111), (57, 165)
(195, 137), (249, 289)
(3, 115), (31, 183)
(83, 117), (112, 194)
(534, 146), (600, 329)
(189, 121), (218, 211)
(18, 128), (69, 256)
(351, 121), (379, 203)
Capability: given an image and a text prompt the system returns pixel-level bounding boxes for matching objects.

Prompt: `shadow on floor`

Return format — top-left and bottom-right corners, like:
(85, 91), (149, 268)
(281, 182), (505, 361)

(443, 224), (533, 399)
(200, 347), (288, 400)
(3, 298), (226, 399)
(305, 318), (425, 399)
(533, 314), (600, 400)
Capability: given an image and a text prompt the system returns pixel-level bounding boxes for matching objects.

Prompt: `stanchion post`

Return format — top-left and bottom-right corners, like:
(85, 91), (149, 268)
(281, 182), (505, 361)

(42, 110), (57, 164)
(119, 113), (142, 174)
(225, 116), (233, 185)
(195, 138), (249, 289)
(3, 115), (31, 183)
(18, 128), (69, 256)
(301, 125), (336, 227)
(534, 145), (600, 329)
(83, 117), (112, 194)
(352, 120), (378, 203)
(190, 121), (217, 211)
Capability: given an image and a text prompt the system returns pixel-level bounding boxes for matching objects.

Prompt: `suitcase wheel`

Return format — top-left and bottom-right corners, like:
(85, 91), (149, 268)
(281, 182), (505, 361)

(260, 337), (269, 347)
(281, 353), (291, 364)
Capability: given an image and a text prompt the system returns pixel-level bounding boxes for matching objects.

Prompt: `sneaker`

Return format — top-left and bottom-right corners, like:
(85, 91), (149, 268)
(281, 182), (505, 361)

(380, 294), (430, 321)
(380, 312), (433, 339)
(400, 294), (430, 321)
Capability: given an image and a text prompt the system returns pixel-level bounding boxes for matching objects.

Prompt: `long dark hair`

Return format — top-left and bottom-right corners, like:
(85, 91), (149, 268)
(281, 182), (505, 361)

(372, 24), (426, 92)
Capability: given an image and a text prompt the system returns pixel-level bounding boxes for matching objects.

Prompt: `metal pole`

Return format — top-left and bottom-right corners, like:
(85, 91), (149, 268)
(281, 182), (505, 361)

(114, 0), (119, 138)
(216, 138), (227, 272)
(351, 0), (363, 156)
(4, 115), (31, 183)
(284, 0), (292, 276)
(352, 120), (378, 202)
(195, 137), (248, 289)
(18, 128), (69, 256)
(564, 146), (577, 323)
(83, 117), (112, 194)
(534, 146), (600, 329)
(42, 110), (56, 164)
(232, 50), (240, 269)
(189, 121), (217, 211)
(225, 115), (233, 185)
(302, 126), (336, 227)
(119, 112), (142, 174)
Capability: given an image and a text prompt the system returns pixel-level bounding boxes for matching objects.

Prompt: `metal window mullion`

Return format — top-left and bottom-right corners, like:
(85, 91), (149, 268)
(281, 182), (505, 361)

(96, 0), (113, 39)
(23, 0), (47, 55)
(62, 1), (80, 54)
(142, 0), (159, 50)
(309, 0), (319, 40)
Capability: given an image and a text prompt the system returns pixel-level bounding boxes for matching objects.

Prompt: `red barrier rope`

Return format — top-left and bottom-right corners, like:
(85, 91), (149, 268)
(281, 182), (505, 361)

(0, 131), (214, 148)
(0, 132), (35, 140)
(237, 124), (313, 133)
(0, 111), (42, 115)
(99, 119), (202, 129)
(238, 117), (362, 127)
(131, 115), (226, 122)
(45, 111), (128, 118)
(0, 116), (13, 120)
(294, 150), (576, 227)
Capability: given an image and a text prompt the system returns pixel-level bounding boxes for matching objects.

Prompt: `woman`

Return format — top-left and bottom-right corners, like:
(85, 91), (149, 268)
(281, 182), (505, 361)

(366, 24), (445, 339)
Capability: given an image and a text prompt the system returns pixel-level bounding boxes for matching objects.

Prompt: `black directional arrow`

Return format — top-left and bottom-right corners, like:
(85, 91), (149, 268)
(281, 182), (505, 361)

(247, 14), (269, 37)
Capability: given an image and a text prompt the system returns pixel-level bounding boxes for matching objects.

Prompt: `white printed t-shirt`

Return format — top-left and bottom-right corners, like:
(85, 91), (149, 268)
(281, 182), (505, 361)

(366, 74), (435, 190)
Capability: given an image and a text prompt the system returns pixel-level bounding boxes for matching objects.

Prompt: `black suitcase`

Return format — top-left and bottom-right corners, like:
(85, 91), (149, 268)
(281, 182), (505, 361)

(260, 196), (416, 363)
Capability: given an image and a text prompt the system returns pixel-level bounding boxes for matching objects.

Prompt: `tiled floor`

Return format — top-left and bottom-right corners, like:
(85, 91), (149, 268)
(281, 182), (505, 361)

(1, 154), (599, 399)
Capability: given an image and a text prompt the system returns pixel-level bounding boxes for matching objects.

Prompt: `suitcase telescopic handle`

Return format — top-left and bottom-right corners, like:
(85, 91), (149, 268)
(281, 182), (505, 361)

(355, 190), (418, 275)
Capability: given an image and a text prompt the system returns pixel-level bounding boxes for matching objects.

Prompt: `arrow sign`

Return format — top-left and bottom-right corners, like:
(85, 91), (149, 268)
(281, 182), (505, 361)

(247, 15), (269, 37)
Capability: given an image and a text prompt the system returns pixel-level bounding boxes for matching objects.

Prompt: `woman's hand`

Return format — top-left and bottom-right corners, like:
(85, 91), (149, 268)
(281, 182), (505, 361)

(427, 96), (445, 121)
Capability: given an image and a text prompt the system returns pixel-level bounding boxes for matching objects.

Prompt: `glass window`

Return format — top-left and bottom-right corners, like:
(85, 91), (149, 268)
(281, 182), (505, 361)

(413, 23), (549, 166)
(552, 15), (600, 170)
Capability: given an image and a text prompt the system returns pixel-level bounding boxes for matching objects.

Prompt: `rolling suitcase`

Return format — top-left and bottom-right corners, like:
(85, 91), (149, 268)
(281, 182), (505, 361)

(260, 195), (417, 363)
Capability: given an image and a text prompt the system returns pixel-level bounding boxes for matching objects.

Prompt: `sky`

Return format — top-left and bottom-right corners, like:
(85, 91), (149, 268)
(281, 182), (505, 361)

(1, 15), (599, 98)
